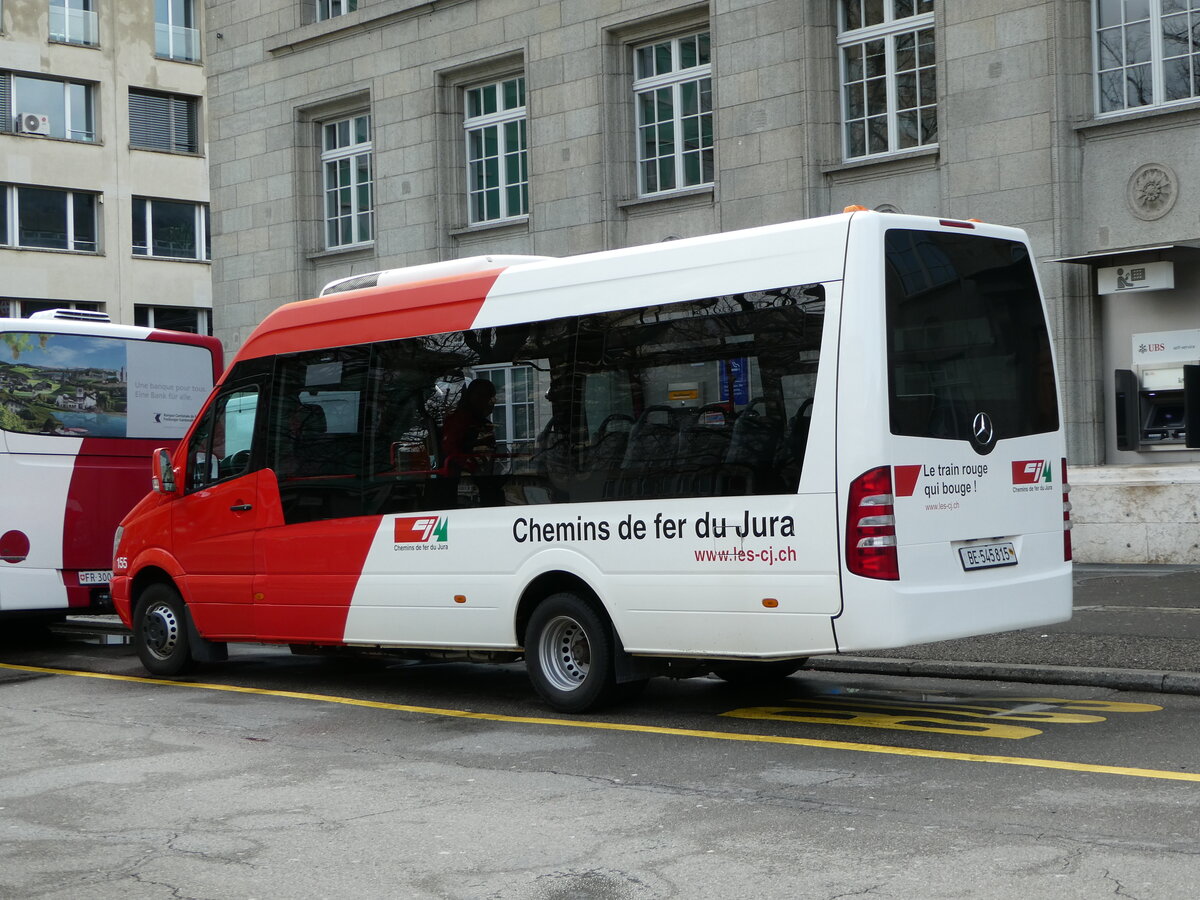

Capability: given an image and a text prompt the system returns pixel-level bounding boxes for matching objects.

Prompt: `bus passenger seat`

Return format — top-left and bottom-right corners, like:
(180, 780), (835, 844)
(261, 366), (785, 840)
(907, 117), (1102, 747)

(578, 414), (632, 500)
(527, 414), (572, 499)
(723, 399), (783, 493)
(675, 405), (733, 495)
(618, 406), (678, 497)
(774, 398), (813, 491)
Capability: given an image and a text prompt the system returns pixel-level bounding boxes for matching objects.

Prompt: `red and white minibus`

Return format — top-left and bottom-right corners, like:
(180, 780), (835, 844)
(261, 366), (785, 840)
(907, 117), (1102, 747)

(113, 210), (1072, 711)
(0, 310), (221, 623)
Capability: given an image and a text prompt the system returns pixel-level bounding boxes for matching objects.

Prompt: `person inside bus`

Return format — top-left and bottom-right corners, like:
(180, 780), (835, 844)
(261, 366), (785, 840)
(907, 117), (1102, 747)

(441, 378), (504, 506)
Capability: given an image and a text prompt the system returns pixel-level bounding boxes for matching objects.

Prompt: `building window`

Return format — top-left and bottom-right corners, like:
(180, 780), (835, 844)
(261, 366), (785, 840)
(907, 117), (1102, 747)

(1096, 0), (1200, 113)
(464, 76), (528, 224)
(132, 198), (210, 260)
(316, 0), (356, 21)
(838, 0), (937, 159)
(50, 0), (98, 47)
(0, 185), (98, 252)
(321, 114), (373, 249)
(632, 31), (713, 196)
(474, 364), (536, 453)
(135, 304), (212, 335)
(130, 89), (199, 153)
(0, 299), (102, 318)
(1, 73), (96, 141)
(155, 0), (199, 62)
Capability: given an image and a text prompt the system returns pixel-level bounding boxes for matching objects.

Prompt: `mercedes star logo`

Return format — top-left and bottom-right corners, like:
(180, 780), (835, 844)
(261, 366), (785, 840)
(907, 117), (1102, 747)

(972, 412), (995, 447)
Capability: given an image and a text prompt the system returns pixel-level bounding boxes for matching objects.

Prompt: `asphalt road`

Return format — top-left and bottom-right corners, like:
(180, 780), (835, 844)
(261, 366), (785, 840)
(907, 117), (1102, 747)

(3, 604), (1200, 899)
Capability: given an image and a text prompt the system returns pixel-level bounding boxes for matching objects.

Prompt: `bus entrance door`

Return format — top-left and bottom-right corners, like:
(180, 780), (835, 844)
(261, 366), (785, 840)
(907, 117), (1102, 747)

(173, 468), (264, 637)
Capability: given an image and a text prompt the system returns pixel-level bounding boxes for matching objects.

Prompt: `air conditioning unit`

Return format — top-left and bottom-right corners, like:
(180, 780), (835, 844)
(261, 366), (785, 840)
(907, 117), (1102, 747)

(29, 309), (112, 323)
(16, 113), (51, 136)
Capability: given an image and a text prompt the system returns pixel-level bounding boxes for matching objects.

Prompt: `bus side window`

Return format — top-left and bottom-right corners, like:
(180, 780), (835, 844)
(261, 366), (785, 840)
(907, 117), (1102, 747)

(268, 348), (369, 524)
(361, 339), (443, 516)
(572, 286), (824, 501)
(186, 386), (260, 492)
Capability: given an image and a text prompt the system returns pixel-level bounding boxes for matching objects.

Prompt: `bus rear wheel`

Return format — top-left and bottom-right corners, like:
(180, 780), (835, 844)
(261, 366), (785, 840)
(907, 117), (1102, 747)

(133, 583), (195, 676)
(525, 592), (618, 713)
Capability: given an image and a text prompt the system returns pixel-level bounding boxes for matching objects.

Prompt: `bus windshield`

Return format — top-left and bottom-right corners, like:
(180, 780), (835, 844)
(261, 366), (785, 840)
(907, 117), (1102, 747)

(885, 228), (1059, 443)
(0, 331), (214, 439)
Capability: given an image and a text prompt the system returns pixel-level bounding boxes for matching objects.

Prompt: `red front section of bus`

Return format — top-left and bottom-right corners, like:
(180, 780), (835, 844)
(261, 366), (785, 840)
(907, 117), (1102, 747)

(115, 274), (496, 640)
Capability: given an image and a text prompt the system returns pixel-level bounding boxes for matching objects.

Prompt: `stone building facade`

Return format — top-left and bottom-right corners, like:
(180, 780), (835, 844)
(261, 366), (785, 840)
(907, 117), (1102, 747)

(203, 0), (1200, 563)
(0, 0), (213, 333)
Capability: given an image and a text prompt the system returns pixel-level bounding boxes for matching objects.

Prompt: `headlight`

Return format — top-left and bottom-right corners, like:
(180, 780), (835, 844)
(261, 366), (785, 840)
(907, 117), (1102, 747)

(112, 525), (124, 564)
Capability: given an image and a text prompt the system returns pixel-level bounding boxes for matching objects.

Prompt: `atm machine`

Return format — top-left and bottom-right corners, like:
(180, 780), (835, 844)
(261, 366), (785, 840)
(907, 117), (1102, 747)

(1115, 329), (1200, 450)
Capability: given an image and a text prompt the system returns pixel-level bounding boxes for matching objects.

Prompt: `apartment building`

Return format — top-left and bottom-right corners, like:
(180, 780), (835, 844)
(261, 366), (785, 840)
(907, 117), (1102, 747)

(203, 0), (1200, 563)
(0, 0), (213, 333)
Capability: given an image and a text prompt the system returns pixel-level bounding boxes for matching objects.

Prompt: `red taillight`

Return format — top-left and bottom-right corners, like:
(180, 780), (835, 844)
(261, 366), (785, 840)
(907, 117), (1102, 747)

(1062, 457), (1072, 562)
(846, 466), (899, 580)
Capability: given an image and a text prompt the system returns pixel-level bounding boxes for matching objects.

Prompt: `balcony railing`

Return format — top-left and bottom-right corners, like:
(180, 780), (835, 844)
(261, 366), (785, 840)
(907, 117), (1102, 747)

(154, 23), (200, 62)
(49, 7), (99, 46)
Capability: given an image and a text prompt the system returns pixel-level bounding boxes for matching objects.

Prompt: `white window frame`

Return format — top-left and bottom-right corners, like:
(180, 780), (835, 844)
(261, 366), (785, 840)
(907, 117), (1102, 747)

(135, 304), (212, 335)
(316, 0), (356, 22)
(463, 75), (529, 225)
(632, 30), (713, 197)
(837, 0), (937, 161)
(320, 114), (374, 250)
(473, 363), (537, 451)
(3, 73), (96, 142)
(1094, 0), (1200, 115)
(132, 197), (210, 260)
(0, 299), (103, 318)
(1, 184), (98, 253)
(155, 0), (199, 62)
(50, 0), (99, 47)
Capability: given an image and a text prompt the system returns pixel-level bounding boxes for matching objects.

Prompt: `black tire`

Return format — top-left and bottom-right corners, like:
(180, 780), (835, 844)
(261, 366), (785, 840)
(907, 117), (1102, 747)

(711, 658), (806, 685)
(133, 583), (195, 676)
(525, 592), (619, 713)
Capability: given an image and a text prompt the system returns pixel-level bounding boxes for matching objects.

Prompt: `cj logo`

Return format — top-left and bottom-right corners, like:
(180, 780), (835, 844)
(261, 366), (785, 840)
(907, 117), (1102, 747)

(1011, 460), (1051, 485)
(394, 516), (448, 543)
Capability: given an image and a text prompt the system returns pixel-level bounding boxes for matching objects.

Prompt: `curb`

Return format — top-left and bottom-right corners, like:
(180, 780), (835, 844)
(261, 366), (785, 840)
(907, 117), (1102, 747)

(806, 656), (1200, 696)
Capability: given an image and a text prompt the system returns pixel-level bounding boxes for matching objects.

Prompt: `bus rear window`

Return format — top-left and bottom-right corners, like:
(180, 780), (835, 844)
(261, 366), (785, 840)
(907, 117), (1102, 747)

(0, 332), (213, 439)
(885, 229), (1059, 443)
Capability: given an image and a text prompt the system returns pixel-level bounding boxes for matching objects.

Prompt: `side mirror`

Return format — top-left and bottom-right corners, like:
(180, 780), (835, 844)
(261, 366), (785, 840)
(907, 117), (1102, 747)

(151, 447), (180, 494)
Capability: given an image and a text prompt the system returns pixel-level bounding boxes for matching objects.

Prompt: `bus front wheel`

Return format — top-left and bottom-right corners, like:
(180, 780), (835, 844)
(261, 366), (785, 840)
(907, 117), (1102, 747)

(133, 583), (195, 676)
(525, 592), (618, 713)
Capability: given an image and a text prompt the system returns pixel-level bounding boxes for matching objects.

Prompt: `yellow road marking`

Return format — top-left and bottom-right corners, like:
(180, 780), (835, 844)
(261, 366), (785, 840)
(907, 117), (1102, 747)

(4, 661), (1198, 783)
(722, 704), (1046, 739)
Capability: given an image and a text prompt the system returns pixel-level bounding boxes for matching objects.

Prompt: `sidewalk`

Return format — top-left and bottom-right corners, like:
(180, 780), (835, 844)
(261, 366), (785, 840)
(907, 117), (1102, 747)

(808, 564), (1200, 695)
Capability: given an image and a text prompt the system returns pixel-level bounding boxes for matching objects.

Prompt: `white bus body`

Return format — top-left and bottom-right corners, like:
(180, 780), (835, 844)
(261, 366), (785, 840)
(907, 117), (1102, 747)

(113, 211), (1071, 711)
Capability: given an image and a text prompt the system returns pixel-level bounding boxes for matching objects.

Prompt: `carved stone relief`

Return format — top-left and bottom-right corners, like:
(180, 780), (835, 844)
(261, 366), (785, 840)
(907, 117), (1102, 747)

(1126, 163), (1178, 221)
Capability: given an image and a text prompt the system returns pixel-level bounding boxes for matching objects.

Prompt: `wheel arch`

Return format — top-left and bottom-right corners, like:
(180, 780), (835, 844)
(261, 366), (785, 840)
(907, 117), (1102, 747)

(515, 569), (607, 650)
(130, 564), (180, 607)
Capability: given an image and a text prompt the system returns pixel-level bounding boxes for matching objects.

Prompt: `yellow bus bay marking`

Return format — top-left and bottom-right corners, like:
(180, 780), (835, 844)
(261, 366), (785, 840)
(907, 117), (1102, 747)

(721, 695), (1162, 740)
(1, 662), (1193, 783)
